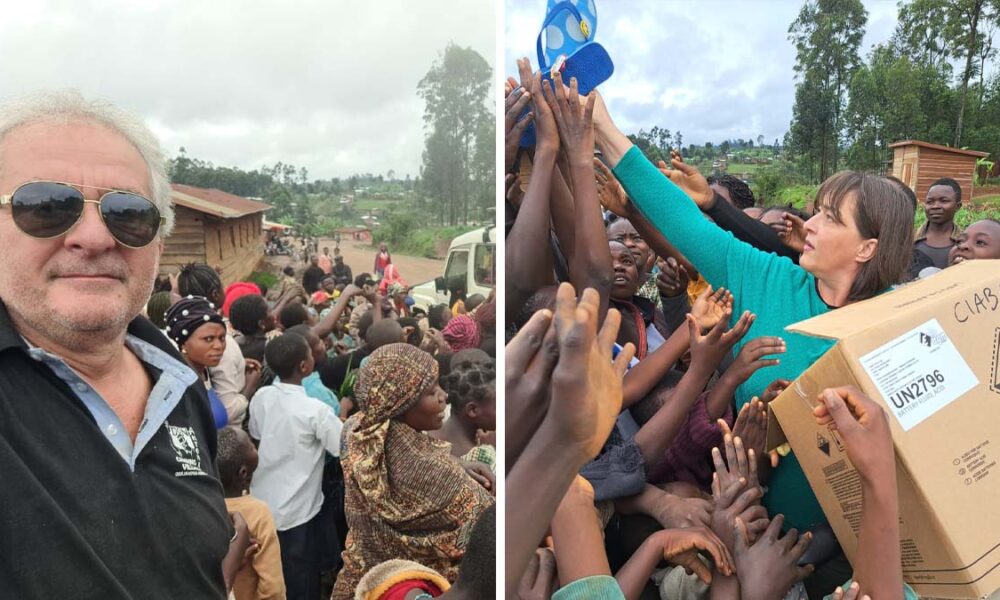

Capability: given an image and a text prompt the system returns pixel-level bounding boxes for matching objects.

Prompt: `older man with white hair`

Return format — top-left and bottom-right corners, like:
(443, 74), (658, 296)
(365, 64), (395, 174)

(0, 91), (249, 597)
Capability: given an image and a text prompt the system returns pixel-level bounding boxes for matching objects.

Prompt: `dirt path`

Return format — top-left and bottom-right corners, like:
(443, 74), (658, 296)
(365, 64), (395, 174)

(260, 239), (445, 286)
(319, 239), (444, 284)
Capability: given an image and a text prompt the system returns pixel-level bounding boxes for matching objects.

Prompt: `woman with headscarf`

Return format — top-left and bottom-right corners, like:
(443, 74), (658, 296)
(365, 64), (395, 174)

(440, 315), (481, 352)
(331, 343), (494, 599)
(377, 264), (406, 296)
(165, 296), (259, 429)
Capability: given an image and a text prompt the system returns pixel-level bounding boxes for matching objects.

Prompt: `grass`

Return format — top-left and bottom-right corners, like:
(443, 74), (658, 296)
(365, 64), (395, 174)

(379, 224), (477, 259)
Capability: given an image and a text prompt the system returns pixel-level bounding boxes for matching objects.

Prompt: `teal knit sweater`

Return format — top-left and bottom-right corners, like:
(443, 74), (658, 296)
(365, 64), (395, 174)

(613, 146), (835, 530)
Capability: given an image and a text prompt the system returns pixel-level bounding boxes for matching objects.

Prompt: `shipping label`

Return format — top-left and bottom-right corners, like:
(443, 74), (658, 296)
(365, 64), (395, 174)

(859, 319), (978, 431)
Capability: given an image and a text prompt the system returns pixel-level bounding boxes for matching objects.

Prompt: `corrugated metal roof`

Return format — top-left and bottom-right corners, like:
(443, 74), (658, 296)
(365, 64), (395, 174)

(171, 184), (271, 219)
(889, 140), (990, 158)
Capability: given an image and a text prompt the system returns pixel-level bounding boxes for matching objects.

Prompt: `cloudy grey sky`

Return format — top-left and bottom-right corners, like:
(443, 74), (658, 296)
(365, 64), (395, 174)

(0, 0), (495, 180)
(505, 0), (988, 148)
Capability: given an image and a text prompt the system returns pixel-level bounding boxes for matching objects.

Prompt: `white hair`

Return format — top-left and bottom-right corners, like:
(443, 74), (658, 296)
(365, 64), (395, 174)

(0, 90), (174, 237)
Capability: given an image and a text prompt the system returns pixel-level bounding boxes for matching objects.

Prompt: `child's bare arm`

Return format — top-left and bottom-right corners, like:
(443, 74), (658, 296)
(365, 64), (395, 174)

(814, 387), (903, 600)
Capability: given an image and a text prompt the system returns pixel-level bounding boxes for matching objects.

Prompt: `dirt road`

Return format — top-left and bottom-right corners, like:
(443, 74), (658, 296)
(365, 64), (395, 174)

(262, 239), (445, 286)
(320, 240), (444, 284)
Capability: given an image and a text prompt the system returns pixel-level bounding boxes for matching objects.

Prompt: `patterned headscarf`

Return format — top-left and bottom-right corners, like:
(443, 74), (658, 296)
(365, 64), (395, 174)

(472, 300), (495, 331)
(354, 343), (438, 425)
(164, 296), (225, 347)
(441, 315), (481, 351)
(333, 343), (493, 598)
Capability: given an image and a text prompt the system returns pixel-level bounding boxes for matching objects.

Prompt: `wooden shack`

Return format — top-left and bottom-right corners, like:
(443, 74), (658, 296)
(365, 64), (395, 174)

(335, 226), (372, 243)
(160, 184), (271, 286)
(888, 140), (989, 203)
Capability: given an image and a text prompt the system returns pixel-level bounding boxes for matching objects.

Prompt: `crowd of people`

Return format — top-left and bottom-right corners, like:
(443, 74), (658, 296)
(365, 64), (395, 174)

(0, 90), (496, 600)
(503, 54), (1000, 599)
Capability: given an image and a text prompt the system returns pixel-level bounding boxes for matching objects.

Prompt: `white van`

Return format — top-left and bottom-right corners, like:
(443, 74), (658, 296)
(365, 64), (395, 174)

(410, 225), (496, 311)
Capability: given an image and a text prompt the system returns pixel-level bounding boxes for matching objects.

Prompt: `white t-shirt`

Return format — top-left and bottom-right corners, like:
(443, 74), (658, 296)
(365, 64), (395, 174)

(249, 382), (343, 531)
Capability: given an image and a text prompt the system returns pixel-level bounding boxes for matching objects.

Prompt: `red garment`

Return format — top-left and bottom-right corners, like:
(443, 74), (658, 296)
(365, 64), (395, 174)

(374, 252), (392, 274)
(378, 264), (407, 295)
(222, 282), (261, 317)
(380, 580), (443, 599)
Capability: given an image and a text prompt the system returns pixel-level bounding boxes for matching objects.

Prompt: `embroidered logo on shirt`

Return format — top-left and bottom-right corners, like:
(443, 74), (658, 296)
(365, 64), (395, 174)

(167, 423), (207, 477)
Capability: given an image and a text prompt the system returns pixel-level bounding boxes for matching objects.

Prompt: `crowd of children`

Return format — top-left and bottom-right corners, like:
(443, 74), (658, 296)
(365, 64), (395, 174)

(146, 254), (496, 600)
(503, 53), (995, 599)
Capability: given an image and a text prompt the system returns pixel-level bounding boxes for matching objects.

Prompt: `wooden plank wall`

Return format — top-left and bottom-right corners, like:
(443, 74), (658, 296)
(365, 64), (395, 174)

(202, 213), (265, 286)
(159, 206), (207, 275)
(915, 148), (975, 202)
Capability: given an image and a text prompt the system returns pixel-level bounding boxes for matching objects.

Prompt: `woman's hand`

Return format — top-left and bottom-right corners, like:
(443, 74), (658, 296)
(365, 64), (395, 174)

(242, 359), (262, 397)
(543, 72), (596, 168)
(460, 459), (495, 495)
(518, 58), (559, 157)
(657, 150), (715, 210)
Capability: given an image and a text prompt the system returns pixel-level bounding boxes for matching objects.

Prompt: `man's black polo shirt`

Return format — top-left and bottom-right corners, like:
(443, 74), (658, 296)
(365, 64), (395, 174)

(0, 303), (230, 599)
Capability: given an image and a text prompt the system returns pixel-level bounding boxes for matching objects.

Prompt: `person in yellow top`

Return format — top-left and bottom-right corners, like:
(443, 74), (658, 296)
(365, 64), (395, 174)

(216, 426), (286, 600)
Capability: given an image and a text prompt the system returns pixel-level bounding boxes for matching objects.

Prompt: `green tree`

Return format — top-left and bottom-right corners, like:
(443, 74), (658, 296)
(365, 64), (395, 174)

(898, 0), (1000, 146)
(417, 42), (493, 226)
(788, 0), (868, 181)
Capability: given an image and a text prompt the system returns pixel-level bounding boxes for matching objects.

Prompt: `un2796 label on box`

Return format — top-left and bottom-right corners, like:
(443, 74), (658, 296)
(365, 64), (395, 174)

(859, 319), (978, 432)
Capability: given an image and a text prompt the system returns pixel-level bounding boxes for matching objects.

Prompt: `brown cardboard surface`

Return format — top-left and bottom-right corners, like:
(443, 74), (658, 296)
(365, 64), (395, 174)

(766, 260), (1000, 599)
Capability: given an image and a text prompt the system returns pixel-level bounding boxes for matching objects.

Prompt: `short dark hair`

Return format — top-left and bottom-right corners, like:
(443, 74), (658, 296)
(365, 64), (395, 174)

(215, 426), (250, 493)
(354, 273), (374, 287)
(815, 171), (914, 302)
(707, 174), (755, 209)
(284, 324), (317, 343)
(453, 504), (495, 597)
(229, 295), (268, 336)
(396, 317), (423, 346)
(366, 319), (404, 350)
(178, 263), (223, 300)
(929, 177), (962, 203)
(465, 294), (486, 312)
(279, 302), (310, 329)
(283, 266), (295, 277)
(428, 304), (451, 330)
(441, 359), (495, 411)
(265, 333), (311, 380)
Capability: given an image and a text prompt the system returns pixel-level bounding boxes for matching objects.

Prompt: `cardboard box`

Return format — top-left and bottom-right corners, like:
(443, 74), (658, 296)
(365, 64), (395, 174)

(766, 260), (1000, 599)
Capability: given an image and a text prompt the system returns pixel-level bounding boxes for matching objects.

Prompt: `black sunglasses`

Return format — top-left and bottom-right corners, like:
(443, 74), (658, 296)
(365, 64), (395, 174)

(0, 181), (164, 248)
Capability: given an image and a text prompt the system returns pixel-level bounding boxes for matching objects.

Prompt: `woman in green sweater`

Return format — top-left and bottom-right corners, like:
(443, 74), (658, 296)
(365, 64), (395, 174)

(590, 92), (913, 588)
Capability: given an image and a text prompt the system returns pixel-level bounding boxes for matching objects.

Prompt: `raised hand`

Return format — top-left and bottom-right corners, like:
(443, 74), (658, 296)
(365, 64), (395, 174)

(726, 336), (786, 385)
(733, 515), (814, 600)
(712, 427), (760, 494)
(505, 309), (558, 469)
(686, 309), (754, 376)
(689, 285), (733, 331)
(813, 386), (894, 482)
(651, 492), (714, 530)
(543, 73), (596, 167)
(774, 212), (807, 254)
(654, 526), (735, 583)
(505, 85), (534, 173)
(516, 548), (558, 600)
(710, 476), (767, 551)
(594, 157), (633, 217)
(722, 398), (769, 477)
(518, 58), (559, 156)
(548, 282), (633, 459)
(657, 257), (690, 299)
(761, 378), (792, 404)
(656, 149), (715, 209)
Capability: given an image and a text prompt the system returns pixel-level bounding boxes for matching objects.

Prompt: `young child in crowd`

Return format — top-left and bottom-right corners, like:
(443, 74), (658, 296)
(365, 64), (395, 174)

(249, 334), (343, 600)
(216, 426), (285, 600)
(431, 359), (497, 465)
(229, 294), (276, 363)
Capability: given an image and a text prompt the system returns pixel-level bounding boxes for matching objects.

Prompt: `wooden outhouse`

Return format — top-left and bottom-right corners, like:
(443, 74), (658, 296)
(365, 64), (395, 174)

(888, 140), (989, 203)
(160, 184), (271, 286)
